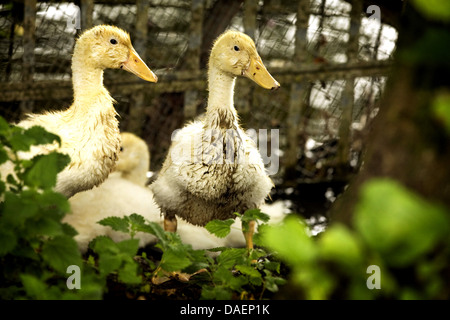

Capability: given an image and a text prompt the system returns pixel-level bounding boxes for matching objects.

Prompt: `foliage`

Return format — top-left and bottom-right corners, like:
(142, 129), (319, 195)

(262, 178), (450, 299)
(0, 121), (285, 300)
(0, 115), (103, 299)
(411, 0), (450, 21)
(98, 209), (286, 300)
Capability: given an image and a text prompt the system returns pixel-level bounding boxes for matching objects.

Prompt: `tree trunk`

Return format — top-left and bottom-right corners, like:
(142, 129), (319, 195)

(330, 3), (450, 225)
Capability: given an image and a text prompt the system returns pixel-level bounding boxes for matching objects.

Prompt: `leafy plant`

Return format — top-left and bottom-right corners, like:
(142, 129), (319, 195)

(0, 115), (103, 299)
(262, 178), (450, 299)
(96, 209), (286, 300)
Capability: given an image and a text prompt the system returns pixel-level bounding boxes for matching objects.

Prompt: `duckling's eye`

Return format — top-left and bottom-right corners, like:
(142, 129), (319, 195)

(120, 146), (124, 152)
(233, 45), (240, 51)
(110, 38), (118, 45)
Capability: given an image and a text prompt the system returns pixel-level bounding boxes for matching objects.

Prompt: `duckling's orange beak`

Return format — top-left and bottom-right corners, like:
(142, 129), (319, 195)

(122, 48), (158, 83)
(243, 56), (280, 90)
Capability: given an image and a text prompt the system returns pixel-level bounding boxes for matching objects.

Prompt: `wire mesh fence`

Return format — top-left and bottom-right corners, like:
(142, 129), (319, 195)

(0, 0), (397, 185)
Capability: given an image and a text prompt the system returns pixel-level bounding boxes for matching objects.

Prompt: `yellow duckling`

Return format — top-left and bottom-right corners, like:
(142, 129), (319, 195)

(1, 25), (157, 198)
(64, 132), (160, 252)
(150, 30), (280, 249)
(66, 132), (284, 253)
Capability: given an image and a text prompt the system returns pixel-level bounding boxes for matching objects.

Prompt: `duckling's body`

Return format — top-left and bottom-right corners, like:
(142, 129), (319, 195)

(151, 31), (279, 238)
(66, 132), (278, 253)
(2, 25), (157, 198)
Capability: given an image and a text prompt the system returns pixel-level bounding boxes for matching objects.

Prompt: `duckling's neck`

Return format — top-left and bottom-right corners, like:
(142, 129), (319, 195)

(71, 57), (111, 106)
(205, 65), (238, 129)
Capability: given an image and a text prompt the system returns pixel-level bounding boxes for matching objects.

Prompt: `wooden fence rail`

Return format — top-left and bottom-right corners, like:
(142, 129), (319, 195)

(0, 0), (395, 182)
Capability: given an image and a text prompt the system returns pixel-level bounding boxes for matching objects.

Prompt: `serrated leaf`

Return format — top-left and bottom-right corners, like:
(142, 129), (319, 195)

(24, 152), (70, 189)
(216, 248), (247, 269)
(129, 213), (146, 226)
(239, 208), (270, 223)
(0, 229), (17, 256)
(264, 275), (287, 292)
(160, 247), (192, 272)
(2, 190), (39, 226)
(116, 238), (139, 257)
(118, 261), (141, 284)
(205, 219), (234, 238)
(41, 235), (82, 274)
(26, 217), (63, 237)
(98, 216), (129, 234)
(38, 191), (71, 214)
(235, 264), (262, 280)
(20, 274), (47, 299)
(136, 221), (168, 245)
(23, 126), (61, 147)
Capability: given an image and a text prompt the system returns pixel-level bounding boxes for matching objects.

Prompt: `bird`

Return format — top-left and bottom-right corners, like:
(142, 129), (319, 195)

(64, 132), (288, 253)
(0, 25), (157, 198)
(64, 132), (160, 252)
(150, 30), (280, 249)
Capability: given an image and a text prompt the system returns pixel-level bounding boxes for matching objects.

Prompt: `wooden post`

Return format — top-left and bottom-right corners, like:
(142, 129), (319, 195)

(240, 0), (258, 118)
(243, 0), (257, 40)
(20, 0), (36, 114)
(285, 0), (311, 175)
(337, 0), (362, 168)
(80, 0), (93, 31)
(183, 0), (204, 120)
(128, 0), (150, 135)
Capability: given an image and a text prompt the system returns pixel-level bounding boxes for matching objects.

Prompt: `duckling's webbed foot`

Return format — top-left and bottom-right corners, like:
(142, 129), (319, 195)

(164, 214), (177, 232)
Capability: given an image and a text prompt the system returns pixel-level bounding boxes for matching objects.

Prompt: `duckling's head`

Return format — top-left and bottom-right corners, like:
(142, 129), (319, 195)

(115, 132), (150, 185)
(209, 30), (280, 90)
(74, 25), (157, 82)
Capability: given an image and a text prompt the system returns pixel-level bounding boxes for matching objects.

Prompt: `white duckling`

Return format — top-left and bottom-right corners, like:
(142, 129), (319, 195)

(1, 25), (157, 198)
(66, 132), (280, 253)
(150, 30), (280, 248)
(64, 132), (159, 252)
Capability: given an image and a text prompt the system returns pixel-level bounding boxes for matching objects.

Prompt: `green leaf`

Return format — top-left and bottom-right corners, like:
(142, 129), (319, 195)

(160, 247), (192, 272)
(432, 92), (450, 134)
(261, 215), (317, 266)
(136, 221), (168, 246)
(412, 0), (450, 21)
(0, 148), (8, 165)
(201, 286), (232, 300)
(318, 223), (363, 270)
(41, 235), (82, 274)
(20, 274), (47, 299)
(265, 275), (287, 292)
(23, 152), (70, 189)
(216, 248), (247, 269)
(27, 217), (63, 237)
(129, 213), (146, 226)
(0, 228), (17, 256)
(2, 190), (39, 226)
(355, 178), (450, 267)
(0, 115), (10, 134)
(118, 261), (141, 285)
(116, 238), (139, 257)
(205, 219), (234, 238)
(239, 208), (270, 223)
(23, 126), (62, 147)
(235, 264), (262, 286)
(98, 216), (130, 234)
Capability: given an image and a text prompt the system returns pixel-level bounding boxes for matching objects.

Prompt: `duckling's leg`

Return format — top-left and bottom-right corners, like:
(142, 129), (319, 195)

(164, 213), (177, 232)
(243, 220), (256, 250)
